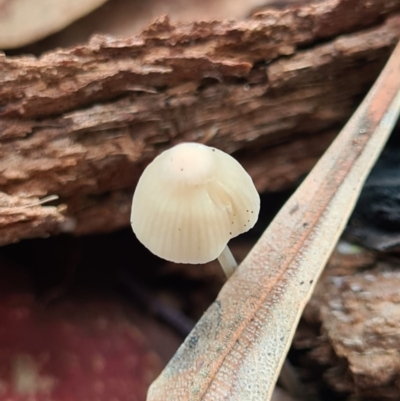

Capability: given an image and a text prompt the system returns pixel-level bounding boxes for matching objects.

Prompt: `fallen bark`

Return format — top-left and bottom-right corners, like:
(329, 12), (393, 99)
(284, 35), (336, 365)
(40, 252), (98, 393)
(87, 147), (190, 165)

(298, 249), (400, 399)
(0, 193), (64, 245)
(0, 0), (399, 245)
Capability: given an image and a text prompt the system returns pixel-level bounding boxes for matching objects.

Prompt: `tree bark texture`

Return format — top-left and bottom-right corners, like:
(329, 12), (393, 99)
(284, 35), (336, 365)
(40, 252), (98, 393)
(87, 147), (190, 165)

(0, 0), (399, 245)
(297, 249), (400, 399)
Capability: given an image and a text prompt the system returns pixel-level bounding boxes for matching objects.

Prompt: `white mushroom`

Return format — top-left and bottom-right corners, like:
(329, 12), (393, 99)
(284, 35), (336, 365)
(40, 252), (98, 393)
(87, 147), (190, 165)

(131, 142), (260, 277)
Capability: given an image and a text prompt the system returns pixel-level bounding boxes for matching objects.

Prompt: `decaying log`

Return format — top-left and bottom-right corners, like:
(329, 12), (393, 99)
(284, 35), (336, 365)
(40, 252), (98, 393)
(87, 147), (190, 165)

(0, 0), (400, 245)
(0, 193), (64, 244)
(298, 249), (400, 399)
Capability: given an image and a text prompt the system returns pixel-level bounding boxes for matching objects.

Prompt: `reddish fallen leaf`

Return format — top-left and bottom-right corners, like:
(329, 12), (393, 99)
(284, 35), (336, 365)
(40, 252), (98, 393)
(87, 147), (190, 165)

(0, 269), (161, 401)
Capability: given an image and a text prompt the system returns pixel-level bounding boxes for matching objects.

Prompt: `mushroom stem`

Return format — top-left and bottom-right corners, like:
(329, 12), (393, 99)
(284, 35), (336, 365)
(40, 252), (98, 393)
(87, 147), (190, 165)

(279, 359), (313, 401)
(217, 245), (238, 278)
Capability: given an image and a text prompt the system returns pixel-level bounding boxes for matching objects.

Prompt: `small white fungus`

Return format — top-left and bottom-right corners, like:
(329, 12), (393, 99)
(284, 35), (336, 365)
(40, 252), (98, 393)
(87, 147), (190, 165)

(131, 142), (260, 264)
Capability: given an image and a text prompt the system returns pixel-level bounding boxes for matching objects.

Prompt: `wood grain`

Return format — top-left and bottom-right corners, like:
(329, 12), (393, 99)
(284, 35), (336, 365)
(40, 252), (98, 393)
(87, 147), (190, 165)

(1, 0), (399, 245)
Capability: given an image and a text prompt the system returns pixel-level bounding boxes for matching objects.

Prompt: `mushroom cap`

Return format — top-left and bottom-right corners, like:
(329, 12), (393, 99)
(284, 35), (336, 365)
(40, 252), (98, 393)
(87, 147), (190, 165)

(130, 142), (260, 264)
